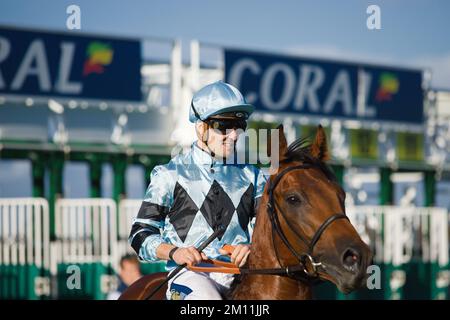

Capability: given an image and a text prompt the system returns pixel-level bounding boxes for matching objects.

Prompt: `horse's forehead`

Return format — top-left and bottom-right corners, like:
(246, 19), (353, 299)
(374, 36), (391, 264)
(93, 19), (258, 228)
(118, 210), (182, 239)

(276, 164), (343, 194)
(276, 163), (323, 182)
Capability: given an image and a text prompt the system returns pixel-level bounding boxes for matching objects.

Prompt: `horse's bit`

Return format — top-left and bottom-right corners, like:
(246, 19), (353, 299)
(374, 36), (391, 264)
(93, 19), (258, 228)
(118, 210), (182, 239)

(240, 163), (348, 282)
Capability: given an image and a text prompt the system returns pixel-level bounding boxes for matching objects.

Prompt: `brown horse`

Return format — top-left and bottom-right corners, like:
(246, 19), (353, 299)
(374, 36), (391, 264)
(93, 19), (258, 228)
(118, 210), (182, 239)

(120, 125), (372, 300)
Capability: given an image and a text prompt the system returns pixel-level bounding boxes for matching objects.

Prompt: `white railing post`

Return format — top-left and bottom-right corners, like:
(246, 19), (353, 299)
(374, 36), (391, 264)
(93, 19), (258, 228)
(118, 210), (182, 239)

(0, 198), (50, 298)
(55, 198), (118, 271)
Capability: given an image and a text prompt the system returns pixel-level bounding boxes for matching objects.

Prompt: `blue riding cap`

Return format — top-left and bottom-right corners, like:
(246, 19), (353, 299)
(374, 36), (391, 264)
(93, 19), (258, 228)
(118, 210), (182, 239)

(189, 81), (255, 123)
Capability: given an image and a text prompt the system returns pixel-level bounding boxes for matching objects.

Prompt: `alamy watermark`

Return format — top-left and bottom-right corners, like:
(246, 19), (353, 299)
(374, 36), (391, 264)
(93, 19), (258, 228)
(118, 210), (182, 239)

(66, 5), (81, 30)
(366, 264), (381, 290)
(367, 5), (381, 30)
(66, 264), (81, 290)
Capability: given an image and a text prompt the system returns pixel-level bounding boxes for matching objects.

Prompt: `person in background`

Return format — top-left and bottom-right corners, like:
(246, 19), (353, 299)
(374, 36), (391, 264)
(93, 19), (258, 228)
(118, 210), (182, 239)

(107, 253), (143, 300)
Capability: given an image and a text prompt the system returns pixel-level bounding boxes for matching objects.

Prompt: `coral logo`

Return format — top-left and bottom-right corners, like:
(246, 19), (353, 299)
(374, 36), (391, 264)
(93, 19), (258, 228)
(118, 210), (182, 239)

(376, 72), (399, 102)
(83, 42), (113, 76)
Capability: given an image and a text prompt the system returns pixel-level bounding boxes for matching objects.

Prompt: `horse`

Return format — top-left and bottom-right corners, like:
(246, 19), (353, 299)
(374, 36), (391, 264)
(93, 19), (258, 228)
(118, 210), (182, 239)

(119, 124), (372, 300)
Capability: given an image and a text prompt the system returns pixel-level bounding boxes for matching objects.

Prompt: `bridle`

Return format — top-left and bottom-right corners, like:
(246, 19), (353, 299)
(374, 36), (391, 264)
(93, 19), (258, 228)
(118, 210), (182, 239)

(239, 163), (348, 283)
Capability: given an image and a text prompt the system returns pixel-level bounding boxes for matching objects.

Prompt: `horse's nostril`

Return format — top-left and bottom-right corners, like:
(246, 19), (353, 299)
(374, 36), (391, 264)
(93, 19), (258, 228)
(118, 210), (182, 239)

(342, 248), (360, 271)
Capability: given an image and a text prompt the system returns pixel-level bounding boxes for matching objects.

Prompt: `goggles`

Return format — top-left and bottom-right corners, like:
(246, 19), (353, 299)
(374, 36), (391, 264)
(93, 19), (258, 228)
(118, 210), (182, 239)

(204, 118), (247, 134)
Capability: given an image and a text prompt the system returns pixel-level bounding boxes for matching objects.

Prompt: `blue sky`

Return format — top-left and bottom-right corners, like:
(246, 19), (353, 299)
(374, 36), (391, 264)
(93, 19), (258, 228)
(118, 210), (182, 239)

(0, 0), (449, 88)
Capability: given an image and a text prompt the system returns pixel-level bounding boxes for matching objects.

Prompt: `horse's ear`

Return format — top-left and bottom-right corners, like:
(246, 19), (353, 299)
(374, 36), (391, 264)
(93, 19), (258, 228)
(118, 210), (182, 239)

(310, 125), (330, 161)
(268, 124), (288, 161)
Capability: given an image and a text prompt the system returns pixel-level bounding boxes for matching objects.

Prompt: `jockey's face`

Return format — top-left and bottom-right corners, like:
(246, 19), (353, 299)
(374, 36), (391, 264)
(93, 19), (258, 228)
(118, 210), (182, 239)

(196, 113), (247, 159)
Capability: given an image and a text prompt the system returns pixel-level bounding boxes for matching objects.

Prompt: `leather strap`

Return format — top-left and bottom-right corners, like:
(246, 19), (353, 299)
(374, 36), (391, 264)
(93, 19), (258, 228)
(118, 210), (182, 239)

(168, 247), (178, 261)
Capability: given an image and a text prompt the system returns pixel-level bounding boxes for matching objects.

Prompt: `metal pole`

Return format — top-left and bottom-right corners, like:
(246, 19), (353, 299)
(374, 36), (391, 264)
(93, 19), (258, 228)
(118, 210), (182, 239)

(190, 40), (200, 91)
(32, 153), (45, 197)
(113, 154), (127, 239)
(89, 156), (102, 198)
(380, 167), (393, 205)
(424, 170), (436, 207)
(48, 152), (63, 240)
(113, 154), (127, 204)
(170, 39), (182, 112)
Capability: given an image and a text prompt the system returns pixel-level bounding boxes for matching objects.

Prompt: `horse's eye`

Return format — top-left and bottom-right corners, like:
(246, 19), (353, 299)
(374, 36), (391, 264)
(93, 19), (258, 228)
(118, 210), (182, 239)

(286, 195), (301, 205)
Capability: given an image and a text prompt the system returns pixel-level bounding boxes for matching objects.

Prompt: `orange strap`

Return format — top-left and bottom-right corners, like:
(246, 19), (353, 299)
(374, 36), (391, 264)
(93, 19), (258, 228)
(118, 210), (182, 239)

(187, 245), (241, 274)
(221, 244), (235, 255)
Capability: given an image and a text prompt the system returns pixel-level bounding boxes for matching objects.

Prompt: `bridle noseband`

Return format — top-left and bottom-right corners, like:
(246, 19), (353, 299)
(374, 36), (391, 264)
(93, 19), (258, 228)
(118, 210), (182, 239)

(240, 163), (348, 282)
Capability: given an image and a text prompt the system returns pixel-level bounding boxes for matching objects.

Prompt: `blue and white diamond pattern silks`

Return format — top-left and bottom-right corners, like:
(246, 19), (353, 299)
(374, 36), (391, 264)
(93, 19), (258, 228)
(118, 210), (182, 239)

(129, 141), (267, 271)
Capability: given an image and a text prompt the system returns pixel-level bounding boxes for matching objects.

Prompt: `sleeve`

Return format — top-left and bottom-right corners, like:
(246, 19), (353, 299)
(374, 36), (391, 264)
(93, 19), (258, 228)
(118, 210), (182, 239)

(128, 165), (172, 262)
(248, 167), (268, 238)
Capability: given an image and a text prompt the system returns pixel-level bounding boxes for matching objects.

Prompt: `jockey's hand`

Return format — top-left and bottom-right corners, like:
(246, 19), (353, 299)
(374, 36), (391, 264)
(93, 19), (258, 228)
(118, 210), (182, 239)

(172, 246), (207, 266)
(219, 244), (251, 267)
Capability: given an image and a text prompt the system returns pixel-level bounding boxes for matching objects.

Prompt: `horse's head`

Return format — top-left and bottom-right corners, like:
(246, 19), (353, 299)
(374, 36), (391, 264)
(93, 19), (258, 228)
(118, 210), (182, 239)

(266, 125), (372, 294)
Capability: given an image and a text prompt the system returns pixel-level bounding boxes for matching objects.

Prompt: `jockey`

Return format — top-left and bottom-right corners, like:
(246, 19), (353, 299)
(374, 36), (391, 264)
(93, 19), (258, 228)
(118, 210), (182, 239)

(128, 81), (267, 300)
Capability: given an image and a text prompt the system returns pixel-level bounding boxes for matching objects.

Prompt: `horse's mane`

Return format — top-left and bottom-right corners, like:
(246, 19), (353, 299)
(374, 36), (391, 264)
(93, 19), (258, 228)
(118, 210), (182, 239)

(282, 137), (338, 183)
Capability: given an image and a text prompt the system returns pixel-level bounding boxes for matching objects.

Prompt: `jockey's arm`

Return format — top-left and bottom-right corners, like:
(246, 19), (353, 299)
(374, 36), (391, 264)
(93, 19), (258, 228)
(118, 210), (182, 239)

(156, 243), (207, 266)
(131, 165), (210, 265)
(155, 242), (177, 261)
(129, 165), (172, 262)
